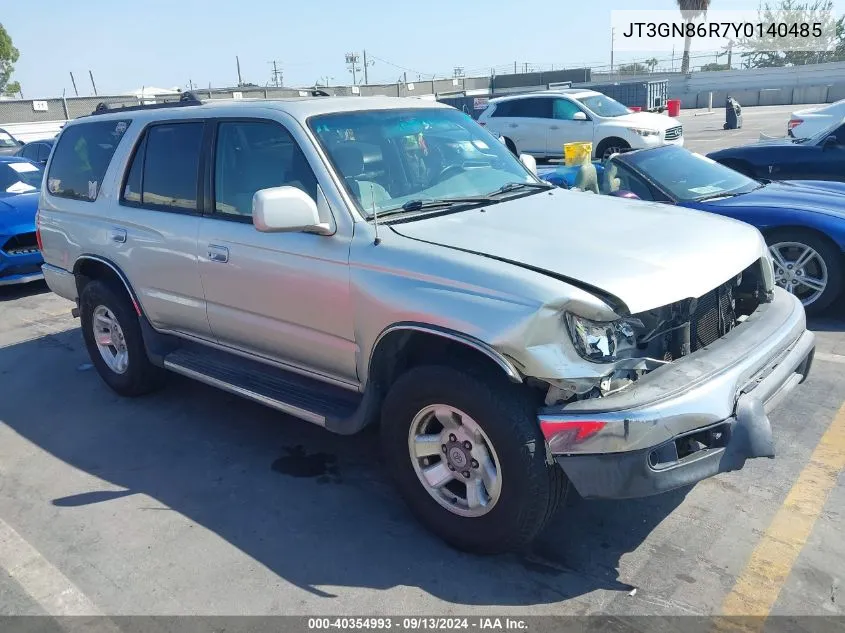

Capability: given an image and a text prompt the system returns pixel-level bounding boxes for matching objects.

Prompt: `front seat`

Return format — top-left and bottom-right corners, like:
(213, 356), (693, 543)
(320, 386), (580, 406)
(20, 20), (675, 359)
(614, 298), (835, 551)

(331, 144), (391, 210)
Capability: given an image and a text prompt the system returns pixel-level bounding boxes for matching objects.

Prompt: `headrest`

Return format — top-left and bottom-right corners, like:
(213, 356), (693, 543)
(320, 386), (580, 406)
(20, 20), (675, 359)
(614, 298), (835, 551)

(332, 144), (364, 177)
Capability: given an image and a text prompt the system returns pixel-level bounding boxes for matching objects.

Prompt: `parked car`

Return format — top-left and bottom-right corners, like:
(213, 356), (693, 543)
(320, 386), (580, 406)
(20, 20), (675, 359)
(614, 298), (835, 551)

(477, 88), (683, 161)
(708, 117), (845, 182)
(39, 95), (813, 554)
(788, 99), (845, 139)
(0, 127), (25, 156)
(539, 144), (845, 314)
(14, 138), (55, 165)
(0, 156), (44, 286)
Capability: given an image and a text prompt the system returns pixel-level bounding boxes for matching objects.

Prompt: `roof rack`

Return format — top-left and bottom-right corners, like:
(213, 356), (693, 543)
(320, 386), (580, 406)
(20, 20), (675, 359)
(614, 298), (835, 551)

(91, 91), (203, 116)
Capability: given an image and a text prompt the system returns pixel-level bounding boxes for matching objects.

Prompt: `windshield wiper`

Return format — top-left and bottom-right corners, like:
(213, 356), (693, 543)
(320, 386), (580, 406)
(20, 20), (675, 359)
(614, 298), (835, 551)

(373, 196), (493, 219)
(489, 181), (554, 196)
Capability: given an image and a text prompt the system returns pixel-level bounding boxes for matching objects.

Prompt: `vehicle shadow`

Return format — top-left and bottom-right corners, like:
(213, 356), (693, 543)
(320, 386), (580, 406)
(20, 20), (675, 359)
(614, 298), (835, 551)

(808, 295), (845, 333)
(0, 328), (687, 607)
(0, 279), (49, 301)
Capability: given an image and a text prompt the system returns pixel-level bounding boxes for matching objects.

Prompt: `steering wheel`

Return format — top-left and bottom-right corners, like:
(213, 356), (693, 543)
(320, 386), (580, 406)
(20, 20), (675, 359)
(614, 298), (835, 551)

(432, 164), (465, 185)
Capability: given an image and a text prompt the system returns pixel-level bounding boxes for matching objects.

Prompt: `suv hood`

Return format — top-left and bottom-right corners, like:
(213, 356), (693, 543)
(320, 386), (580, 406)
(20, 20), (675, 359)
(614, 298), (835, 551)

(606, 112), (679, 130)
(388, 189), (764, 315)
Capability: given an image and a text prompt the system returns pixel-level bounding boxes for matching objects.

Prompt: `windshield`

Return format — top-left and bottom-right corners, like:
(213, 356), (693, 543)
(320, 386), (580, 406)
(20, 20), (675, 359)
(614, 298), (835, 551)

(0, 161), (44, 193)
(576, 94), (631, 118)
(309, 108), (537, 217)
(0, 130), (18, 148)
(623, 146), (760, 201)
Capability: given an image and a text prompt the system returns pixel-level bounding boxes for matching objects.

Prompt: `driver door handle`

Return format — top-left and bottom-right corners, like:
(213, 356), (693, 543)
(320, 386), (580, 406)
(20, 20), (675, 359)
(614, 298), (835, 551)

(207, 244), (229, 263)
(549, 125), (560, 130)
(508, 123), (518, 128)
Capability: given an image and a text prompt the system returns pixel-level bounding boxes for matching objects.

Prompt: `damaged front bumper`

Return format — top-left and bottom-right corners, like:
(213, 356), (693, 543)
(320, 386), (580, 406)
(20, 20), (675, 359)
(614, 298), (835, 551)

(538, 288), (815, 499)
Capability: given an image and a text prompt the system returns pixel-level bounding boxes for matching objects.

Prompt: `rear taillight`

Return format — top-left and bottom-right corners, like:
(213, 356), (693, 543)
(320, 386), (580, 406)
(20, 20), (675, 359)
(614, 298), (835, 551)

(35, 209), (43, 251)
(788, 119), (803, 130)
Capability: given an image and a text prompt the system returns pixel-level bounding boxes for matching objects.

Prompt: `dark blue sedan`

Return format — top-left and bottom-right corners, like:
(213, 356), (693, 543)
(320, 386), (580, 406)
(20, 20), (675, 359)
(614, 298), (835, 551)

(0, 156), (43, 287)
(707, 117), (845, 182)
(539, 144), (845, 314)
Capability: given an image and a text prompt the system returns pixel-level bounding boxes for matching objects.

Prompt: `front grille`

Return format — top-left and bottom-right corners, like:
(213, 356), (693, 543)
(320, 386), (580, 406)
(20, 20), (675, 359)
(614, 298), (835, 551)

(690, 284), (735, 351)
(2, 232), (38, 256)
(664, 126), (683, 141)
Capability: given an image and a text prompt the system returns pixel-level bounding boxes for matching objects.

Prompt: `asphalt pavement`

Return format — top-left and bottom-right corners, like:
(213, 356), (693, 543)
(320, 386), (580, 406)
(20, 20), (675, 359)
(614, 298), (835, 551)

(0, 104), (843, 620)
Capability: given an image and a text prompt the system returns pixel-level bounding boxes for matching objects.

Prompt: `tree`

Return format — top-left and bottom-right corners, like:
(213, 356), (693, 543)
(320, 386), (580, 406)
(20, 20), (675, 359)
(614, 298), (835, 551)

(0, 23), (20, 95)
(618, 62), (649, 74)
(739, 0), (844, 68)
(646, 57), (659, 72)
(701, 62), (731, 71)
(676, 0), (712, 74)
(4, 80), (20, 97)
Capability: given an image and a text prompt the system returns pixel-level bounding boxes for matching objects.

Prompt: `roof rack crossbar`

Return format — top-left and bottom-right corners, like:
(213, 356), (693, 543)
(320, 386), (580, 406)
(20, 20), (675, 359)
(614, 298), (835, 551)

(91, 91), (203, 116)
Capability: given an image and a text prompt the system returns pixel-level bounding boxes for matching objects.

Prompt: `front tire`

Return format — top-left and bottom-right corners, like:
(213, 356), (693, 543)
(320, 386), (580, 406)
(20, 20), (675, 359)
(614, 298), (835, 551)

(380, 365), (568, 554)
(767, 229), (843, 315)
(80, 280), (166, 396)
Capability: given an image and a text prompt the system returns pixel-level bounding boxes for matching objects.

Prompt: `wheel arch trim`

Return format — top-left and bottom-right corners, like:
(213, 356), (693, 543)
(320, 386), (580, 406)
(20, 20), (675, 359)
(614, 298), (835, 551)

(73, 255), (142, 316)
(368, 322), (523, 384)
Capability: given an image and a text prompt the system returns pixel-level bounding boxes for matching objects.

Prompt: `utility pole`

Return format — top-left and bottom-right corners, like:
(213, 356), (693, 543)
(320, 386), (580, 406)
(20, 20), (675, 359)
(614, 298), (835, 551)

(69, 72), (79, 97)
(88, 70), (98, 96)
(453, 67), (465, 78)
(267, 61), (283, 87)
(514, 61), (518, 74)
(236, 56), (243, 86)
(611, 27), (615, 75)
(345, 52), (360, 85)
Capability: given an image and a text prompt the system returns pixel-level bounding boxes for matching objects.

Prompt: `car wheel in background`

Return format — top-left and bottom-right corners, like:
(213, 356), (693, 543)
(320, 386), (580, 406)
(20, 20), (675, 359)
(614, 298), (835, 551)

(380, 365), (567, 554)
(766, 229), (843, 315)
(596, 138), (630, 161)
(80, 280), (166, 396)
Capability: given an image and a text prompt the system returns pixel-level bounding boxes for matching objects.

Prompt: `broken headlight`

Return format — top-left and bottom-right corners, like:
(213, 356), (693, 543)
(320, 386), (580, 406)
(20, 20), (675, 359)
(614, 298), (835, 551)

(565, 313), (644, 363)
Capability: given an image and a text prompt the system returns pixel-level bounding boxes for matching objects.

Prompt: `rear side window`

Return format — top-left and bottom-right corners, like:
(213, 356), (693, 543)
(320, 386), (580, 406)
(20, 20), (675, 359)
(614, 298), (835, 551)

(47, 120), (130, 201)
(121, 122), (204, 212)
(491, 98), (551, 119)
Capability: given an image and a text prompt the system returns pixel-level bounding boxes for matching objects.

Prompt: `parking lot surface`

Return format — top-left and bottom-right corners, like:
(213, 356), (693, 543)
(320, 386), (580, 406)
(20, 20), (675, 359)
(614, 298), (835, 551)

(0, 104), (843, 618)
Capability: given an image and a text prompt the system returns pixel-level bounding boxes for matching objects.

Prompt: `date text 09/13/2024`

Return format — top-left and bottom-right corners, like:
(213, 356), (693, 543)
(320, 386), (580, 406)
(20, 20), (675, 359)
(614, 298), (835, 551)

(307, 618), (528, 631)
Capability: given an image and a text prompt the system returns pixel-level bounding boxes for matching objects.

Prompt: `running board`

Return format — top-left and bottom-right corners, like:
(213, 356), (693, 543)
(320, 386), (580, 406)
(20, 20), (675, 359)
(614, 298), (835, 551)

(163, 347), (362, 427)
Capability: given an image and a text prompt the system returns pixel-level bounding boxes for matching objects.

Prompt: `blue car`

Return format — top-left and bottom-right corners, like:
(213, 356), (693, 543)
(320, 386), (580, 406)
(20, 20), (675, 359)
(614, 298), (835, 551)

(538, 144), (845, 314)
(0, 156), (43, 287)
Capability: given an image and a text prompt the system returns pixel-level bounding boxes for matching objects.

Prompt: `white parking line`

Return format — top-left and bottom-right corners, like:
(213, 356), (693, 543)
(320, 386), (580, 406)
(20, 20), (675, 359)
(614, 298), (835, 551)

(0, 517), (124, 632)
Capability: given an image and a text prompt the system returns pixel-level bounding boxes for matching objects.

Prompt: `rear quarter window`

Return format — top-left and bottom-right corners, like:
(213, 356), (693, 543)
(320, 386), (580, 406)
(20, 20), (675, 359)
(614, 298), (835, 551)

(46, 119), (131, 201)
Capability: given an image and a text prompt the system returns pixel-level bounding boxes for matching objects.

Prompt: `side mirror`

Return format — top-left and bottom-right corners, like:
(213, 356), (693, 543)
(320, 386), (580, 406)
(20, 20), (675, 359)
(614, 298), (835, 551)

(519, 153), (538, 176)
(572, 112), (588, 121)
(253, 186), (329, 234)
(17, 139), (25, 146)
(823, 135), (839, 149)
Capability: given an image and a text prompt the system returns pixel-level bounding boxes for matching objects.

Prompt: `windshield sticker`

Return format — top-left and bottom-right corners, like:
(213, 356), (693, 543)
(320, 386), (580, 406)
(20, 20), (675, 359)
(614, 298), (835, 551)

(8, 162), (38, 173)
(88, 180), (98, 200)
(688, 185), (724, 195)
(115, 121), (127, 135)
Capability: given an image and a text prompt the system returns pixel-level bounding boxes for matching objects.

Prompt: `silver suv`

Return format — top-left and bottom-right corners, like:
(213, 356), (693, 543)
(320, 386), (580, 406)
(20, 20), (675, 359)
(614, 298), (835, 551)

(38, 93), (815, 554)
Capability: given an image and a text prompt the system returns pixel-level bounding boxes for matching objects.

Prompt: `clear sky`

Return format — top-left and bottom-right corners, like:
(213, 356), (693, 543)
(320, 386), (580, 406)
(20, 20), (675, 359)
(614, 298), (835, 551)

(4, 0), (840, 98)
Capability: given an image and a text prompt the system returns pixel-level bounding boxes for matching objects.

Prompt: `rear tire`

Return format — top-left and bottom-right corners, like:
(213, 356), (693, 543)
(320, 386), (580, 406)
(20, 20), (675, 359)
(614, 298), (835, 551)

(596, 138), (630, 161)
(80, 280), (166, 397)
(380, 365), (568, 554)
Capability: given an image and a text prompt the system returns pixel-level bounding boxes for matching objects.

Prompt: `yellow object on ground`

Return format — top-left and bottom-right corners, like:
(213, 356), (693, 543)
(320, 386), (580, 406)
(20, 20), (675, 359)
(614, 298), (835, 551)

(564, 142), (593, 167)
